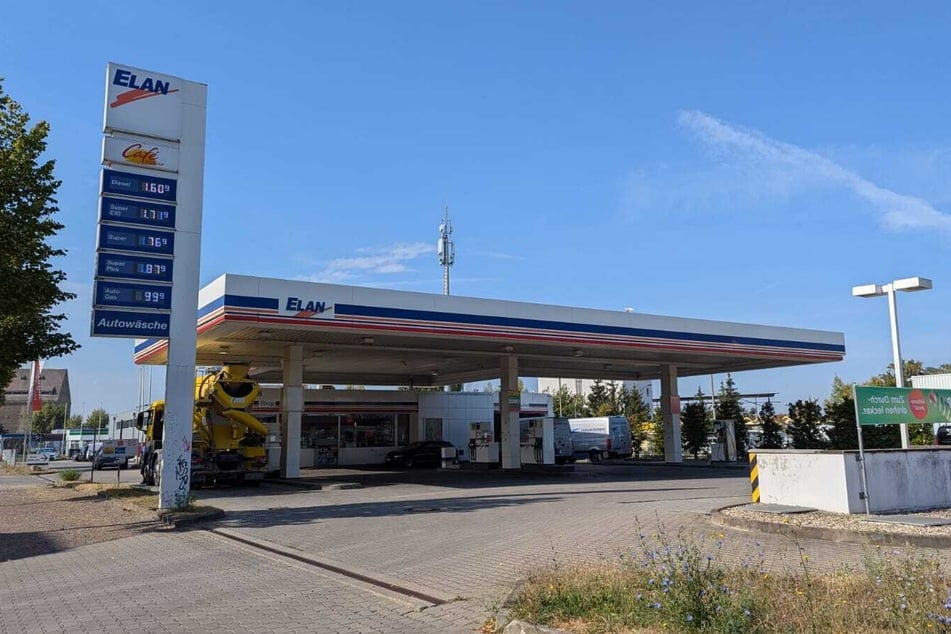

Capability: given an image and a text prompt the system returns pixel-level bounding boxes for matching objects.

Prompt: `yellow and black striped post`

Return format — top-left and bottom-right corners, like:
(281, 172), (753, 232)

(749, 452), (760, 503)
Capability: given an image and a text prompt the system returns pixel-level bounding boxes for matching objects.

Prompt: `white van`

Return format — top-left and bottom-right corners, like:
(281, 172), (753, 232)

(567, 416), (633, 461)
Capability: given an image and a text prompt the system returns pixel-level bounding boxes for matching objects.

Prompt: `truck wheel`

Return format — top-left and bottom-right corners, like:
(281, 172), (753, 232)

(404, 457), (415, 469)
(120, 460), (128, 470)
(589, 450), (601, 463)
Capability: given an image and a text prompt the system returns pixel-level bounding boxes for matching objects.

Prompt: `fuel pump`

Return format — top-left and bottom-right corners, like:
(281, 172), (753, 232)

(468, 422), (498, 464)
(519, 417), (554, 465)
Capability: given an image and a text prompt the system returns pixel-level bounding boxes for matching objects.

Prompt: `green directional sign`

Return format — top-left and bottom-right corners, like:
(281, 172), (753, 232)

(853, 386), (951, 426)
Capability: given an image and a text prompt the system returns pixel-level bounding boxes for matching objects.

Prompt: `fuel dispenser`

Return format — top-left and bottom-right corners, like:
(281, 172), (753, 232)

(468, 421), (499, 464)
(710, 419), (737, 462)
(519, 417), (555, 465)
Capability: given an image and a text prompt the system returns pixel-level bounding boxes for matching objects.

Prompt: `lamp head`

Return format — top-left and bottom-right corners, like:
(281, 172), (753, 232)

(852, 284), (884, 298)
(892, 277), (932, 292)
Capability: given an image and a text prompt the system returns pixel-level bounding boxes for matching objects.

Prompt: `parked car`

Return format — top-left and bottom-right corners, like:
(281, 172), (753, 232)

(25, 452), (48, 465)
(38, 448), (58, 460)
(384, 441), (455, 468)
(936, 425), (951, 445)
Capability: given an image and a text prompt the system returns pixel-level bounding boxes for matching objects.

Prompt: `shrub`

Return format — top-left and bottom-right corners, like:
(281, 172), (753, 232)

(59, 469), (81, 482)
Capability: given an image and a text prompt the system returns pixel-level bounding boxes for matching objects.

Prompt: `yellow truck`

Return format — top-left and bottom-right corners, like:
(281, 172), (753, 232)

(136, 364), (269, 487)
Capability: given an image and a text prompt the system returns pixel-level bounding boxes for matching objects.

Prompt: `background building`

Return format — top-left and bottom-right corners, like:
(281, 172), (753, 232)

(0, 366), (71, 433)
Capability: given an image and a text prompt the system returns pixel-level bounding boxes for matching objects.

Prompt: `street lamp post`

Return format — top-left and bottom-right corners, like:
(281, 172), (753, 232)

(852, 276), (933, 448)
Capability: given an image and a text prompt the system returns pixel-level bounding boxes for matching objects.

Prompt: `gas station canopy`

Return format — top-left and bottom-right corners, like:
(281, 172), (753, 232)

(134, 274), (845, 385)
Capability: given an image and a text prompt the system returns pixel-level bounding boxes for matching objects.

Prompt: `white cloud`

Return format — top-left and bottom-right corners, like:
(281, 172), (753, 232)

(305, 242), (433, 283)
(675, 110), (951, 234)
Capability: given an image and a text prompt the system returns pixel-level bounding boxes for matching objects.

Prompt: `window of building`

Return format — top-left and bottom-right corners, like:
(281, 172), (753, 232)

(340, 414), (396, 448)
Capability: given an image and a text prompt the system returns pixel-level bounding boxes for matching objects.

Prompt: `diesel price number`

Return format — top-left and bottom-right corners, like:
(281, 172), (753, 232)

(102, 169), (177, 202)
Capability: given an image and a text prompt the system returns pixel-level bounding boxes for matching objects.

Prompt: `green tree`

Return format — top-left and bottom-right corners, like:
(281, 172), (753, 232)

(586, 379), (611, 415)
(787, 399), (827, 449)
(758, 400), (783, 449)
(30, 402), (65, 433)
(621, 385), (652, 421)
(649, 405), (665, 456)
(550, 384), (587, 418)
(65, 414), (83, 429)
(86, 408), (110, 432)
(681, 388), (711, 459)
(0, 80), (78, 403)
(621, 385), (652, 458)
(715, 375), (749, 457)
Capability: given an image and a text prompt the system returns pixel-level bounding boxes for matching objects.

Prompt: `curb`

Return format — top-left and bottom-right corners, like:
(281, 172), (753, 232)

(501, 619), (567, 634)
(711, 506), (951, 549)
(262, 479), (363, 491)
(158, 506), (225, 529)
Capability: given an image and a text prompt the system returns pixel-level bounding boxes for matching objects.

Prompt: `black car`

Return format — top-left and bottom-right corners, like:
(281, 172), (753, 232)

(936, 425), (951, 445)
(384, 441), (455, 468)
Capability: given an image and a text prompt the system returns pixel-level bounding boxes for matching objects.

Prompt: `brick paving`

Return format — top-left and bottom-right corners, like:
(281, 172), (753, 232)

(4, 463), (951, 633)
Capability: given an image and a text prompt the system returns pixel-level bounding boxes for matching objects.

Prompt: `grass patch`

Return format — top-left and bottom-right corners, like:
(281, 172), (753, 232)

(0, 464), (34, 475)
(508, 524), (951, 633)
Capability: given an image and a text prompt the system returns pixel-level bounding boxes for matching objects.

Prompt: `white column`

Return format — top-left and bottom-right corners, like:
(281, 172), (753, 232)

(158, 79), (206, 510)
(280, 345), (303, 478)
(660, 364), (682, 463)
(500, 355), (521, 469)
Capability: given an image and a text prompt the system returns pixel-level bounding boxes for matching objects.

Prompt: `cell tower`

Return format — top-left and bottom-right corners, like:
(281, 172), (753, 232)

(437, 207), (455, 295)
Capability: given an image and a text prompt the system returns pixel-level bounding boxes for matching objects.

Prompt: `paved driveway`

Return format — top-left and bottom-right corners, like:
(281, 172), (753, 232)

(4, 463), (945, 633)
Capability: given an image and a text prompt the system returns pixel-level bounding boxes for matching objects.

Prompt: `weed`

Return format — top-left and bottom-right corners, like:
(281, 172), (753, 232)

(508, 523), (951, 633)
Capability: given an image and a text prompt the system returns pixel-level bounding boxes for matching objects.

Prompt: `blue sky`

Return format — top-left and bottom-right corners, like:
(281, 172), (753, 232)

(4, 2), (950, 418)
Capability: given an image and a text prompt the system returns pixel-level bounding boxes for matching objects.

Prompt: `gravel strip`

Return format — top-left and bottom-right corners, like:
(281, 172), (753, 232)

(0, 477), (165, 562)
(720, 504), (951, 539)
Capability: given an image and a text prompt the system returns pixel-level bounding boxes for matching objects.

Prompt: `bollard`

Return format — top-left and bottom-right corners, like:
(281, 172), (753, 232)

(749, 452), (760, 503)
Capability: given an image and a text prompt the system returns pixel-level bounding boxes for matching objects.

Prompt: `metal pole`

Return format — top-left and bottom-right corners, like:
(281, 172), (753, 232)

(885, 284), (911, 448)
(90, 414), (99, 483)
(852, 384), (871, 515)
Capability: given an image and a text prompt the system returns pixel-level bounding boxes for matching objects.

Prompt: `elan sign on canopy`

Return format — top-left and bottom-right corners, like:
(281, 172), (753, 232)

(853, 386), (951, 426)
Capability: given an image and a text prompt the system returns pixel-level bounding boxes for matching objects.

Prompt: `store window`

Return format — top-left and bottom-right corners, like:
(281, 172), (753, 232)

(301, 415), (338, 449)
(340, 414), (396, 448)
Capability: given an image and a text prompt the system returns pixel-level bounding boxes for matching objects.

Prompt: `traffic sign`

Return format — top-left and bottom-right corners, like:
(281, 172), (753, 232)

(100, 195), (175, 229)
(102, 168), (177, 202)
(98, 224), (175, 255)
(95, 281), (172, 311)
(96, 253), (173, 283)
(91, 308), (170, 338)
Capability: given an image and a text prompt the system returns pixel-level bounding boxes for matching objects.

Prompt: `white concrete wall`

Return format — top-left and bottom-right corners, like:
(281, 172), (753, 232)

(862, 449), (951, 513)
(757, 448), (951, 514)
(757, 450), (852, 513)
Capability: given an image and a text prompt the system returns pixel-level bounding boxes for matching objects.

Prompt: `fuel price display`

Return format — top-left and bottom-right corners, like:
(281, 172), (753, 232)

(96, 253), (173, 283)
(100, 196), (175, 228)
(98, 224), (174, 255)
(102, 168), (177, 202)
(95, 281), (172, 310)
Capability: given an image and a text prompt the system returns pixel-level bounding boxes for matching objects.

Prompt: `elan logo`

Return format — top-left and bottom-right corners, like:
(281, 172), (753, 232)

(285, 297), (332, 317)
(110, 68), (179, 108)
